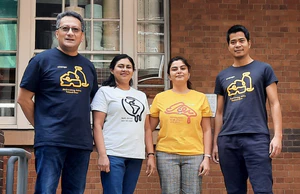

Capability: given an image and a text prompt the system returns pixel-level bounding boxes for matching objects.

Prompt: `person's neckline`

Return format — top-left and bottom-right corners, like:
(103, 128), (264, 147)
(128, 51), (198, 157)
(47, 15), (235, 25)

(232, 59), (254, 68)
(55, 47), (78, 57)
(116, 86), (131, 91)
(171, 88), (191, 94)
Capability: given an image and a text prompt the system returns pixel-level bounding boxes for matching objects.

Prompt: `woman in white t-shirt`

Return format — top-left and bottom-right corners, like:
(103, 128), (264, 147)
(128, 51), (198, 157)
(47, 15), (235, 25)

(91, 54), (156, 194)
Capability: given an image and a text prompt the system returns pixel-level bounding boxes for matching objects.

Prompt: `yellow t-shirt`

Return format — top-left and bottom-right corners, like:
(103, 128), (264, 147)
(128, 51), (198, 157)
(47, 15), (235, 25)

(150, 90), (212, 155)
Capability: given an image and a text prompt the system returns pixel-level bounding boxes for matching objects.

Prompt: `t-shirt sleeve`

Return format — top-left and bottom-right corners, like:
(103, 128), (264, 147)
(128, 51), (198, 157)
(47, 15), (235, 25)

(201, 95), (213, 117)
(90, 88), (108, 113)
(264, 64), (278, 87)
(143, 93), (150, 115)
(214, 75), (224, 96)
(90, 64), (99, 99)
(150, 95), (159, 117)
(20, 57), (40, 93)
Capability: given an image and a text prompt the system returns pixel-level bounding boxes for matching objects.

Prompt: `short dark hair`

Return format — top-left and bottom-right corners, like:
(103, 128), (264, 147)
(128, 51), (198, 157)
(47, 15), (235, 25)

(56, 11), (85, 32)
(167, 56), (192, 89)
(102, 54), (136, 87)
(226, 25), (250, 45)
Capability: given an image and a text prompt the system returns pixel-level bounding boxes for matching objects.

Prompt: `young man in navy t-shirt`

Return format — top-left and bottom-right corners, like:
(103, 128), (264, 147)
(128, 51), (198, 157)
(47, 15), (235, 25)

(212, 25), (282, 194)
(18, 11), (98, 193)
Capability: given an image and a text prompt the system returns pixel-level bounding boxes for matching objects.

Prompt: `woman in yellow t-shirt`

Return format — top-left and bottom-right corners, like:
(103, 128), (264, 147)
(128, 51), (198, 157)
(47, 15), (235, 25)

(150, 56), (212, 193)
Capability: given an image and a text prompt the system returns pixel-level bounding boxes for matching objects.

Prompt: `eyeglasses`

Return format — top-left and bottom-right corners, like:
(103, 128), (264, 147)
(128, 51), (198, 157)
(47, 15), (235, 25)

(57, 26), (82, 33)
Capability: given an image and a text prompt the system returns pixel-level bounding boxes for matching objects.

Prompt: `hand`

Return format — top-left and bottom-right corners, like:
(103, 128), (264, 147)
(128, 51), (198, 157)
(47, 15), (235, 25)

(98, 154), (110, 173)
(269, 136), (282, 158)
(146, 155), (156, 177)
(198, 157), (210, 176)
(212, 143), (219, 164)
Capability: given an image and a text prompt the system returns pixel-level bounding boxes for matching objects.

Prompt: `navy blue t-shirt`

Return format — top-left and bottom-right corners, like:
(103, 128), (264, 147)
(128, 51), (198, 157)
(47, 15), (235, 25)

(214, 60), (278, 136)
(20, 48), (98, 150)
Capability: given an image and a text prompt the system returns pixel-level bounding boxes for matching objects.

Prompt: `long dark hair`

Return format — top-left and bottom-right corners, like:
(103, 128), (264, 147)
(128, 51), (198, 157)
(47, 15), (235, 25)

(102, 54), (136, 87)
(167, 56), (192, 89)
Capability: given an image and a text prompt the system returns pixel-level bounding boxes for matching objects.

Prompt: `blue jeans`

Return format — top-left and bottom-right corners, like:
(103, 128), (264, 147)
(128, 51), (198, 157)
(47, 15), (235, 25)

(101, 155), (143, 194)
(218, 134), (273, 194)
(156, 151), (203, 194)
(34, 146), (91, 194)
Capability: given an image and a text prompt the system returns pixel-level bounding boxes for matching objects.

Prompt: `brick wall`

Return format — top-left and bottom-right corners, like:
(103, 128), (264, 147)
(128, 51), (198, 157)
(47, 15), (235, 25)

(169, 0), (300, 131)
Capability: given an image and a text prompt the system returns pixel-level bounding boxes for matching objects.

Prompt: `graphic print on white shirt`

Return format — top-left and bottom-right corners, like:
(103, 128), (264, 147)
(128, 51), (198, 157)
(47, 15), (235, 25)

(122, 96), (145, 123)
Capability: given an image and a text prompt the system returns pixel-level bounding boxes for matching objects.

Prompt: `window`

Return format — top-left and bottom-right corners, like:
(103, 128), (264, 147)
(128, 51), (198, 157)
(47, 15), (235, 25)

(0, 0), (169, 127)
(137, 0), (168, 89)
(0, 0), (18, 124)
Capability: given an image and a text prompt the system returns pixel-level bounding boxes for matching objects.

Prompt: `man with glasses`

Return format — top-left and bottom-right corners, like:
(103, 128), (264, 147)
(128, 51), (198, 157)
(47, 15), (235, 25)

(18, 11), (98, 193)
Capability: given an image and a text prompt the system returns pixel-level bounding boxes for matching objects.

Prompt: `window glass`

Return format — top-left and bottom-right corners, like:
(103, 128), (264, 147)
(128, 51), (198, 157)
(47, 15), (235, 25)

(85, 21), (120, 52)
(0, 0), (18, 18)
(0, 86), (15, 104)
(36, 0), (62, 17)
(91, 21), (103, 51)
(138, 54), (164, 82)
(96, 62), (111, 85)
(0, 86), (15, 117)
(137, 0), (165, 84)
(102, 0), (120, 19)
(0, 21), (17, 51)
(0, 85), (15, 117)
(137, 0), (164, 21)
(102, 21), (120, 51)
(91, 54), (116, 85)
(35, 20), (57, 49)
(0, 57), (16, 83)
(0, 0), (17, 118)
(138, 23), (164, 53)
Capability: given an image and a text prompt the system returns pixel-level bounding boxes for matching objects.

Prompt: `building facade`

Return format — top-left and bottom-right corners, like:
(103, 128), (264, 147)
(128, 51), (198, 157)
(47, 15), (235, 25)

(1, 0), (300, 193)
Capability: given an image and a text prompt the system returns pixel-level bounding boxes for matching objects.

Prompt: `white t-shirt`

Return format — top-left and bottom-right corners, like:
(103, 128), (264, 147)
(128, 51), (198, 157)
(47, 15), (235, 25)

(91, 86), (149, 159)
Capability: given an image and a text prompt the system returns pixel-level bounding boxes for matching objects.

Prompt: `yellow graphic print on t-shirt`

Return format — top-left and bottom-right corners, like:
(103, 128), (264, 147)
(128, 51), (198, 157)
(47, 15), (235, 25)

(227, 72), (254, 102)
(60, 66), (89, 88)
